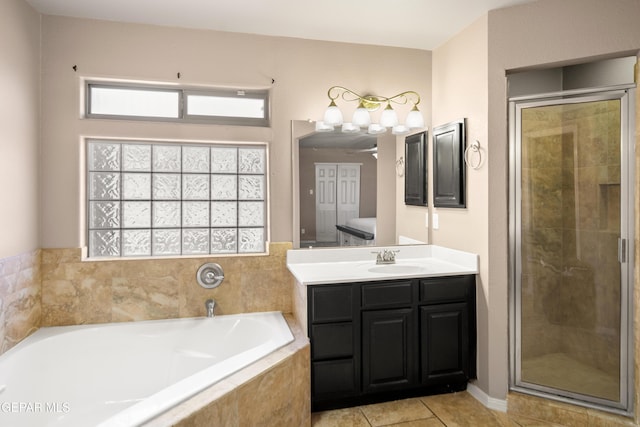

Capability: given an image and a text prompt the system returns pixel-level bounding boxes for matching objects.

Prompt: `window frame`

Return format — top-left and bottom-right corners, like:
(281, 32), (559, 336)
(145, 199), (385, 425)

(85, 81), (270, 127)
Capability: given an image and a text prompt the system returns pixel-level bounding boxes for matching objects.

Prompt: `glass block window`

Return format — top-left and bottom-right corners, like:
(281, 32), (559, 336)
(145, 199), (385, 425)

(87, 139), (267, 258)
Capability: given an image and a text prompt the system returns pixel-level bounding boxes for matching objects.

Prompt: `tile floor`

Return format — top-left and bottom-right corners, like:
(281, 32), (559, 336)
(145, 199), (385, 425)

(311, 391), (561, 427)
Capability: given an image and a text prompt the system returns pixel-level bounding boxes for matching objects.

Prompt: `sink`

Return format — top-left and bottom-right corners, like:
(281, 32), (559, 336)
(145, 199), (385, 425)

(367, 264), (427, 275)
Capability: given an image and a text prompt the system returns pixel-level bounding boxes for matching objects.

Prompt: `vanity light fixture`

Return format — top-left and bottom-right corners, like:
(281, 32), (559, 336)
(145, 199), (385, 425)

(316, 86), (425, 136)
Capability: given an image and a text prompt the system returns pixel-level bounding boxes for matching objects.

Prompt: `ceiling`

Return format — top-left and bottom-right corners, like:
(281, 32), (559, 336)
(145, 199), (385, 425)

(25, 0), (533, 51)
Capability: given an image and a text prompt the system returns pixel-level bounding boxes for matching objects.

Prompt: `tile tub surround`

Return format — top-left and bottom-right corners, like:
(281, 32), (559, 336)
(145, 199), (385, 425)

(40, 242), (293, 326)
(144, 315), (310, 427)
(0, 249), (41, 354)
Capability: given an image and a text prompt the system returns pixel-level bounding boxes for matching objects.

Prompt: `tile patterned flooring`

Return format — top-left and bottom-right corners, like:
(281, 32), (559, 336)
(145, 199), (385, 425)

(311, 392), (561, 427)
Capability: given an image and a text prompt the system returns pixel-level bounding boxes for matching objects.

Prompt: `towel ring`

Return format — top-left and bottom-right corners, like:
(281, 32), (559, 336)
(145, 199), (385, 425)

(396, 156), (405, 177)
(464, 140), (483, 170)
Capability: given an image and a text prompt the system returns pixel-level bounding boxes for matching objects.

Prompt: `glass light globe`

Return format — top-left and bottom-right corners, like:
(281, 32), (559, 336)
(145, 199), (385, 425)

(379, 103), (398, 128)
(352, 102), (371, 127)
(405, 105), (425, 129)
(341, 123), (360, 133)
(323, 100), (343, 126)
(367, 123), (387, 135)
(315, 121), (334, 132)
(392, 124), (410, 135)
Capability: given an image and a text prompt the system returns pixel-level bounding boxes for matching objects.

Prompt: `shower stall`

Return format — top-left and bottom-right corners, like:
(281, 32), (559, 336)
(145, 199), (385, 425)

(509, 78), (635, 414)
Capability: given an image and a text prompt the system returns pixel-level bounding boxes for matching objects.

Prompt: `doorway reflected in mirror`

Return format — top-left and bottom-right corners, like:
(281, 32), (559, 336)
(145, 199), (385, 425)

(299, 132), (377, 247)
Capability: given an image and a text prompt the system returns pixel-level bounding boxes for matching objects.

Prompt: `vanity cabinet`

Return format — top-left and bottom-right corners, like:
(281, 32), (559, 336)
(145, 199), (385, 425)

(309, 284), (358, 401)
(419, 276), (474, 385)
(308, 275), (476, 411)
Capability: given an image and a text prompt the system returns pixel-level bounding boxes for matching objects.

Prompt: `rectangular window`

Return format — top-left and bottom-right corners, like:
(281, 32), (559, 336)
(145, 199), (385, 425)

(88, 86), (180, 119)
(86, 139), (267, 258)
(86, 82), (270, 127)
(185, 90), (268, 125)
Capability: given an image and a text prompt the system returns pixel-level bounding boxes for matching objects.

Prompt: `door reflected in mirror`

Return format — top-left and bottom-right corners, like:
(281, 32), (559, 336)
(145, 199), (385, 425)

(292, 120), (399, 249)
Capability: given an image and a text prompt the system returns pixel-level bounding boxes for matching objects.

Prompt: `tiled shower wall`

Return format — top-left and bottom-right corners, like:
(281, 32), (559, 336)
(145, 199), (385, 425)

(0, 250), (41, 354)
(520, 100), (622, 375)
(0, 243), (292, 354)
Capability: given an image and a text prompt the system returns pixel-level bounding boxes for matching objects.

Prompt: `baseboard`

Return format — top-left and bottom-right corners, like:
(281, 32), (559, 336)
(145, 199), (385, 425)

(467, 383), (508, 413)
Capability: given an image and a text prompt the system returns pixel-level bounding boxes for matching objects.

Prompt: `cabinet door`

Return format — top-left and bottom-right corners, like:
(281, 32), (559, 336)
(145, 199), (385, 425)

(404, 131), (427, 206)
(433, 120), (465, 208)
(420, 303), (469, 385)
(362, 308), (416, 393)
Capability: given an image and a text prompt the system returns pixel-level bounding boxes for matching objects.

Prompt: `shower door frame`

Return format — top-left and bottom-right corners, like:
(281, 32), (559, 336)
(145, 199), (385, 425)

(508, 85), (636, 416)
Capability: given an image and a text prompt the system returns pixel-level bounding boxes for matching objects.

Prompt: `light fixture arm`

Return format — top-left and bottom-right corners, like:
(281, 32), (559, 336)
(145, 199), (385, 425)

(319, 85), (424, 135)
(327, 86), (421, 109)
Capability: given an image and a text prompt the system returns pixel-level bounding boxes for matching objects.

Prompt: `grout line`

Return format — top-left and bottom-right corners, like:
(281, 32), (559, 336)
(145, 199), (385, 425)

(421, 401), (448, 427)
(357, 407), (373, 427)
(312, 394), (565, 427)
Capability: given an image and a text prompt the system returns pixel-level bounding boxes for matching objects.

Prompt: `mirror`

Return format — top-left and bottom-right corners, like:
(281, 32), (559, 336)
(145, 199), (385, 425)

(292, 120), (400, 249)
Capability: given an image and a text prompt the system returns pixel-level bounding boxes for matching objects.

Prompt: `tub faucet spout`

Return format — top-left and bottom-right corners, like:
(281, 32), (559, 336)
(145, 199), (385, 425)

(205, 299), (216, 318)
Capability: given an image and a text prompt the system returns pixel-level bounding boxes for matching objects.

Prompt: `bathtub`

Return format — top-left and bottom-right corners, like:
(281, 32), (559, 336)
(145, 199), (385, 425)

(0, 311), (294, 427)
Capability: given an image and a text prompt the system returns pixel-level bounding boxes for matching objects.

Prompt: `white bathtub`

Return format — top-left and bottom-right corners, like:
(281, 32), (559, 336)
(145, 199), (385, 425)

(0, 311), (294, 427)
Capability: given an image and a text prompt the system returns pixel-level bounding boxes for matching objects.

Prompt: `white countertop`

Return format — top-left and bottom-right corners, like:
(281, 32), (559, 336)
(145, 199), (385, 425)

(287, 245), (478, 285)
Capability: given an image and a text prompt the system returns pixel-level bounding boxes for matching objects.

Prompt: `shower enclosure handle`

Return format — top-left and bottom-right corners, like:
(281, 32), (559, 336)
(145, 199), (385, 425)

(618, 237), (627, 263)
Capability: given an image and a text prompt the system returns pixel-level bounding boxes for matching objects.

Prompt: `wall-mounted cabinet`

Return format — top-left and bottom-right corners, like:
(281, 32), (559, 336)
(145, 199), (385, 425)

(433, 120), (466, 208)
(404, 132), (427, 206)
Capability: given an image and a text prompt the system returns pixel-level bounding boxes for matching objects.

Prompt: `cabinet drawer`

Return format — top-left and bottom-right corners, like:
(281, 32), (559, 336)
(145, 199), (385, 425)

(419, 276), (473, 303)
(361, 280), (413, 308)
(310, 285), (353, 323)
(311, 323), (353, 360)
(312, 359), (357, 397)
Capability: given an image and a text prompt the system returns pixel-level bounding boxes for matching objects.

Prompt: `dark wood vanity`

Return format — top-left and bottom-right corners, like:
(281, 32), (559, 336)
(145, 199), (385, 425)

(307, 274), (476, 411)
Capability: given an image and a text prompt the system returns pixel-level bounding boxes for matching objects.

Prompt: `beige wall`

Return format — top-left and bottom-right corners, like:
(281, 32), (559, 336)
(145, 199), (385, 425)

(39, 15), (431, 249)
(0, 0), (42, 355)
(431, 14), (491, 394)
(0, 0), (40, 258)
(486, 0), (640, 402)
(378, 132), (399, 244)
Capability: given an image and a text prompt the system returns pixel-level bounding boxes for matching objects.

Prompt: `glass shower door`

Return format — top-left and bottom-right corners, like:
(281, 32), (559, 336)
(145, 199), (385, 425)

(511, 89), (633, 412)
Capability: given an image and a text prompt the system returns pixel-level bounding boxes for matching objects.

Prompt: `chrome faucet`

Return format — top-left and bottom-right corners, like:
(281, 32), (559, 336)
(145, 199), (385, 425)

(372, 249), (399, 265)
(205, 299), (216, 318)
